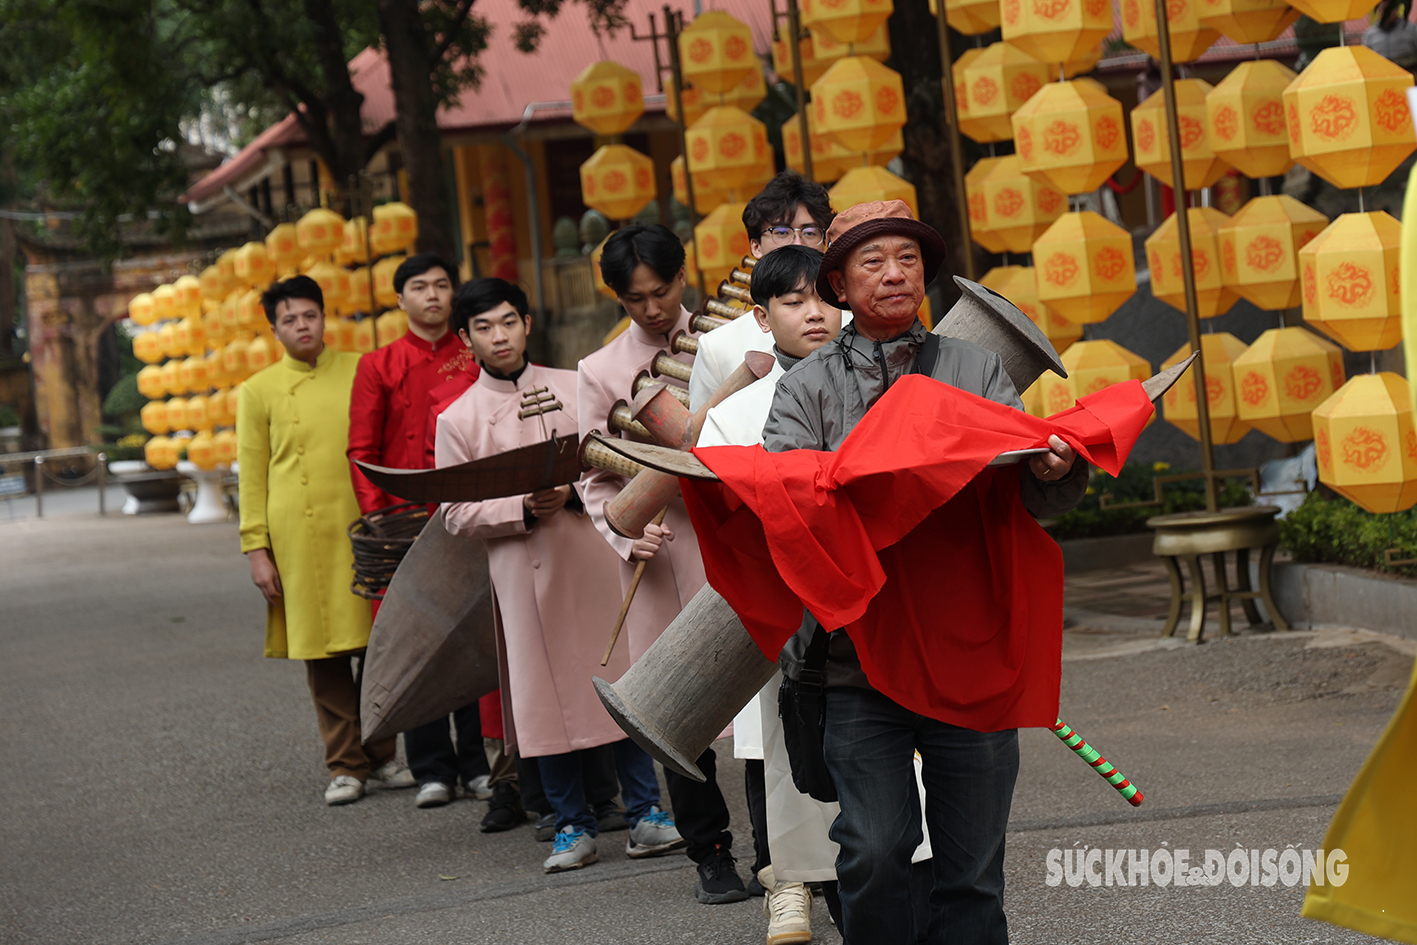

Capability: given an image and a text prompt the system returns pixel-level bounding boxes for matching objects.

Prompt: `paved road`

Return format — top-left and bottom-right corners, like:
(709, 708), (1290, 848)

(1, 514), (1406, 944)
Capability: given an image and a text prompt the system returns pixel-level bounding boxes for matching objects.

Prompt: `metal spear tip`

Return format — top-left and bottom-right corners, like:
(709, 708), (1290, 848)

(1141, 352), (1198, 403)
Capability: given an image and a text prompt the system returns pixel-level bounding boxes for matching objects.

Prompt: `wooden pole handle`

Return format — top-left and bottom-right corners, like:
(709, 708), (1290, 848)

(601, 507), (669, 666)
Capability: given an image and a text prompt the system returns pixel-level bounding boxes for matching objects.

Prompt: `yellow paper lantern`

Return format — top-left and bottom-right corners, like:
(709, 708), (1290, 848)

(694, 203), (753, 284)
(1019, 374), (1050, 416)
(159, 359), (182, 395)
(336, 217), (368, 266)
(1231, 326), (1345, 441)
(347, 267), (374, 314)
(666, 66), (768, 126)
(1205, 60), (1298, 179)
(372, 256), (406, 309)
(144, 436), (177, 470)
(1012, 79), (1128, 195)
(1313, 373), (1417, 512)
(1287, 0), (1380, 23)
(1001, 0), (1114, 66)
(136, 365), (166, 400)
(1299, 211), (1404, 351)
(957, 42), (1050, 144)
(773, 31), (831, 88)
(1132, 79), (1231, 189)
(671, 156), (726, 216)
(165, 397), (189, 433)
(352, 317), (376, 354)
(128, 292), (157, 327)
(199, 266), (226, 302)
(140, 401), (170, 436)
(1032, 211), (1137, 324)
(1121, 0), (1221, 64)
(1062, 43), (1103, 78)
(801, 0), (892, 44)
(173, 275), (203, 318)
(1161, 333), (1252, 444)
(967, 157), (1009, 253)
(296, 207), (345, 259)
(133, 332), (164, 364)
(304, 260), (348, 315)
(151, 284), (178, 323)
(208, 387), (230, 427)
(1146, 207), (1240, 319)
(580, 144), (658, 221)
(236, 289), (264, 333)
(216, 249), (238, 287)
(830, 166), (920, 218)
(679, 11), (758, 94)
(980, 155), (1067, 253)
(186, 395), (212, 433)
(376, 309), (408, 346)
(186, 430), (216, 469)
(221, 339), (250, 382)
(213, 430), (238, 466)
(266, 223), (302, 276)
(174, 316), (207, 358)
(1197, 0), (1300, 44)
(1218, 195), (1329, 310)
(1041, 339), (1153, 417)
(245, 335), (278, 375)
(205, 350), (229, 390)
(811, 22), (892, 63)
(811, 56), (907, 153)
(980, 265), (1082, 355)
(233, 242), (272, 289)
(371, 202), (420, 257)
(684, 108), (773, 194)
(202, 308), (228, 351)
(928, 0), (1002, 34)
(571, 60), (646, 136)
(1282, 46), (1417, 190)
(157, 323), (180, 359)
(783, 111), (903, 184)
(178, 356), (209, 395)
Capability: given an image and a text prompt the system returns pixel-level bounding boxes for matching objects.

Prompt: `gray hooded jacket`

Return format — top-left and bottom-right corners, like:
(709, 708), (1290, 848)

(762, 319), (1088, 686)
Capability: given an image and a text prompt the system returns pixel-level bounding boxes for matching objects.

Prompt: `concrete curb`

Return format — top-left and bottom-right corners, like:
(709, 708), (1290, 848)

(1056, 532), (1155, 572)
(1270, 561), (1417, 643)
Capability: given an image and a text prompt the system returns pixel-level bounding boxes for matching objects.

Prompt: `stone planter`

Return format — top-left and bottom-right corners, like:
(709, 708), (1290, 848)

(107, 460), (183, 515)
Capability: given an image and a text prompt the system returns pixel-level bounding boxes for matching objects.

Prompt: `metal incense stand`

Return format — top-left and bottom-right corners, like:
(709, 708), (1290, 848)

(1142, 0), (1286, 642)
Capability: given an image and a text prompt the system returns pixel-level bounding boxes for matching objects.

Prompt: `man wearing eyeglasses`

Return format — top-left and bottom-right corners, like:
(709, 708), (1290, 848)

(687, 171), (836, 413)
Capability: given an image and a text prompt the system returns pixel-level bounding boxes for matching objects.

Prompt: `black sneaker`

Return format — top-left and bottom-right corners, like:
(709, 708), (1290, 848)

(695, 846), (748, 904)
(479, 781), (526, 833)
(533, 811), (557, 842)
(594, 801), (629, 833)
(746, 870), (765, 897)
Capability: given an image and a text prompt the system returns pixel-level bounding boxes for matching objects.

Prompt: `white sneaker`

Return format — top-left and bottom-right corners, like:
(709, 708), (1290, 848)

(760, 865), (812, 945)
(416, 781), (453, 808)
(626, 806), (687, 858)
(324, 775), (364, 806)
(543, 827), (598, 873)
(465, 774), (493, 800)
(367, 760), (416, 789)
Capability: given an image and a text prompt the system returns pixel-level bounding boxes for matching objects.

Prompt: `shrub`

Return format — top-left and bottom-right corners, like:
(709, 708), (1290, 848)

(1045, 461), (1254, 541)
(1279, 491), (1417, 577)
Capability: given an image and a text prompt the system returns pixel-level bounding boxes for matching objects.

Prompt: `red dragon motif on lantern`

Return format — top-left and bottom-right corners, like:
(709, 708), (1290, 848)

(1246, 235), (1285, 272)
(973, 77), (1000, 107)
(1326, 262), (1374, 308)
(1136, 119), (1155, 154)
(1310, 95), (1359, 142)
(1341, 427), (1390, 472)
(1374, 89), (1411, 134)
(1241, 371), (1269, 407)
(1011, 73), (1043, 103)
(1043, 253), (1081, 286)
(876, 87), (900, 115)
(833, 90), (865, 120)
(1094, 116), (1121, 151)
(1043, 121), (1082, 155)
(1252, 100), (1285, 136)
(1178, 115), (1206, 150)
(1032, 0), (1071, 19)
(1285, 364), (1323, 401)
(1094, 247), (1127, 281)
(1212, 105), (1239, 142)
(994, 188), (1026, 218)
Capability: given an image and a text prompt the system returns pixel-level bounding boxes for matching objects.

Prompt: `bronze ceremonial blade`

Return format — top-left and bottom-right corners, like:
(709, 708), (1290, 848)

(359, 510), (499, 743)
(353, 433), (581, 504)
(1141, 353), (1197, 402)
(588, 434), (721, 481)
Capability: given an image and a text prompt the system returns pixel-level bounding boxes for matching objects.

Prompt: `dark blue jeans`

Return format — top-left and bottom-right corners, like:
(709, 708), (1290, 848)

(405, 701), (489, 789)
(822, 686), (1018, 945)
(537, 739), (662, 836)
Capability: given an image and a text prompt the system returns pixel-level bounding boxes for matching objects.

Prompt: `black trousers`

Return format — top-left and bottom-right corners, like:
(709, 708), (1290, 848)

(404, 700), (489, 789)
(519, 743), (621, 816)
(664, 746), (733, 864)
(744, 759), (770, 875)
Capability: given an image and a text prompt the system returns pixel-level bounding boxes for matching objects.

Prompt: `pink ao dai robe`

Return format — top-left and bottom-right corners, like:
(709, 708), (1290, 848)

(576, 307), (707, 663)
(435, 364), (631, 758)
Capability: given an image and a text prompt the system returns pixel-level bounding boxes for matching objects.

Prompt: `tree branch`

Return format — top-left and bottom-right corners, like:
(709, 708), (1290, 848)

(433, 0), (478, 63)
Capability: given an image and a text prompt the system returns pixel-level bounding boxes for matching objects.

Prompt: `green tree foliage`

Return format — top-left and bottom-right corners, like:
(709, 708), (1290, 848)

(1045, 462), (1254, 541)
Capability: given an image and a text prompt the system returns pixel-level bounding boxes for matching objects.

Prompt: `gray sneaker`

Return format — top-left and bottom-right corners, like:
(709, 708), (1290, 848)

(324, 775), (364, 806)
(626, 806), (687, 858)
(534, 811), (558, 842)
(367, 760), (416, 789)
(543, 827), (598, 873)
(464, 774), (493, 800)
(415, 781), (453, 808)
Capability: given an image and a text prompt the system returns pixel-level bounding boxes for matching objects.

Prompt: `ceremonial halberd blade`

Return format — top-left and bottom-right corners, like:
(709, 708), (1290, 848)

(352, 433), (581, 504)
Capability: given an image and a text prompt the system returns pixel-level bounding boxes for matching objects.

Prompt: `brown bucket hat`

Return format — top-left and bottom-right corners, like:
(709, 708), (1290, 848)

(816, 199), (948, 308)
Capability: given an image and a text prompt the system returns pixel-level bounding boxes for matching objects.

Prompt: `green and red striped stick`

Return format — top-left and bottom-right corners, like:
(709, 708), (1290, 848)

(1052, 718), (1144, 807)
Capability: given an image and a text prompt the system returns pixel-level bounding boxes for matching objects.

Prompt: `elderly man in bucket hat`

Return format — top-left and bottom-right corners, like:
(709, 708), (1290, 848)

(761, 201), (1088, 944)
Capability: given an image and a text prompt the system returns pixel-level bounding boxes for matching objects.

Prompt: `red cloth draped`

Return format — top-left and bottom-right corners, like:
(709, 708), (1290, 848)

(679, 375), (1154, 731)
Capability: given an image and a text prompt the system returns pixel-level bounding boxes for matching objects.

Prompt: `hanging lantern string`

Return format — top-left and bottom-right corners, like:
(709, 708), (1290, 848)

(1358, 186), (1366, 213)
(1371, 351), (1378, 374)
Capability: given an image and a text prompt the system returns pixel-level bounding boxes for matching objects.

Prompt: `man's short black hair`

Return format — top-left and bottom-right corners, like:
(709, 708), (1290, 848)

(393, 253), (459, 295)
(742, 171), (834, 241)
(599, 224), (685, 296)
(261, 275), (323, 325)
(749, 245), (825, 307)
(451, 278), (529, 336)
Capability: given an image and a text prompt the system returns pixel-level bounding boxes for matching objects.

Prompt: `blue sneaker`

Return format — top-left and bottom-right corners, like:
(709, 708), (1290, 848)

(626, 806), (687, 858)
(543, 826), (598, 873)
